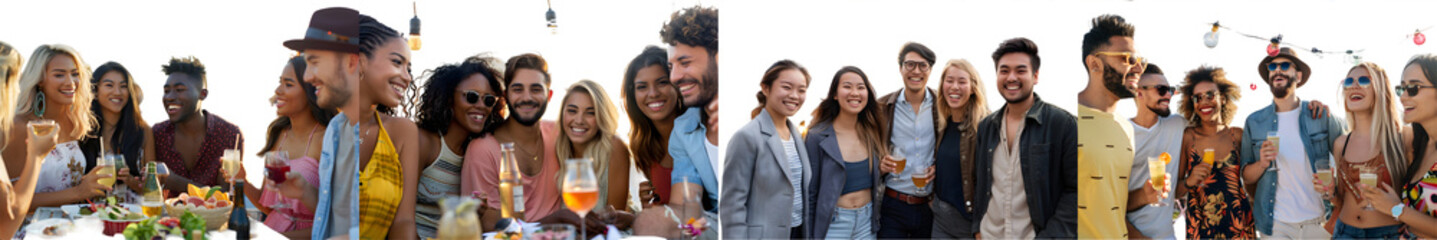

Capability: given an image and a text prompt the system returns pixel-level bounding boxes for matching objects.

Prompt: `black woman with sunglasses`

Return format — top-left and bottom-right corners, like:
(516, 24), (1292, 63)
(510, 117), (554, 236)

(411, 55), (507, 239)
(1174, 66), (1255, 239)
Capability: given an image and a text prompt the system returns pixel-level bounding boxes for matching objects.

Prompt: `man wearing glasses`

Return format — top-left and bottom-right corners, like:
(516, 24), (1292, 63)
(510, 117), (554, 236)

(1240, 47), (1345, 239)
(1126, 64), (1185, 239)
(1075, 14), (1167, 239)
(875, 41), (940, 238)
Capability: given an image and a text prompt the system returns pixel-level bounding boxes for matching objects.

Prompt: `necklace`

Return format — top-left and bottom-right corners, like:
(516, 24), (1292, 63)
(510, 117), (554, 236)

(357, 114), (378, 145)
(515, 134), (542, 162)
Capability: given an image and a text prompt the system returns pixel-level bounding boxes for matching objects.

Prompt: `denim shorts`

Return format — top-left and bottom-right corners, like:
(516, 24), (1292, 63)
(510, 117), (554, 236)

(1332, 220), (1402, 240)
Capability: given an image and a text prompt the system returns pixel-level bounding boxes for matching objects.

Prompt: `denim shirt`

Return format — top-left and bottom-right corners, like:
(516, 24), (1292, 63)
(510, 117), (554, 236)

(1239, 101), (1346, 235)
(670, 107), (718, 212)
(313, 113), (363, 240)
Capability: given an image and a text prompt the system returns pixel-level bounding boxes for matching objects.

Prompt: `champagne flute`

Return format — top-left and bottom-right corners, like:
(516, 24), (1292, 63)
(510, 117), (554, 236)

(561, 158), (599, 239)
(1147, 156), (1167, 207)
(1314, 159), (1333, 199)
(1266, 131), (1280, 172)
(221, 149), (243, 194)
(1359, 165), (1379, 210)
(264, 151), (291, 210)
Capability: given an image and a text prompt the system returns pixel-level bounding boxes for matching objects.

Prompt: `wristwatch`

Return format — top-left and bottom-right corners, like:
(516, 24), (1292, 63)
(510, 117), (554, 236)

(1391, 203), (1406, 221)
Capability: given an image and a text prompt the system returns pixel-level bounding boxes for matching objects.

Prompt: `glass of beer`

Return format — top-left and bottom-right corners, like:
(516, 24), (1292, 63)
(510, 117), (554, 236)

(889, 146), (907, 183)
(27, 119), (57, 137)
(1147, 157), (1166, 206)
(912, 163), (932, 195)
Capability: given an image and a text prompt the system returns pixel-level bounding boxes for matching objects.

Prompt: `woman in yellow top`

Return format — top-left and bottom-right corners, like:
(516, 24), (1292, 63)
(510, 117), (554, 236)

(353, 16), (421, 240)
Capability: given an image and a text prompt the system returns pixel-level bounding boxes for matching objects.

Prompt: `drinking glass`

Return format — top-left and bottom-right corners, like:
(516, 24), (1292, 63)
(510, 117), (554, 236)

(561, 158), (598, 239)
(264, 151), (291, 210)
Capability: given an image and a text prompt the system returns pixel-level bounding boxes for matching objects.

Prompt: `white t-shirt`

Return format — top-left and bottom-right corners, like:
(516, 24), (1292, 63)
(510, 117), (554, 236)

(707, 140), (721, 186)
(1273, 109), (1324, 222)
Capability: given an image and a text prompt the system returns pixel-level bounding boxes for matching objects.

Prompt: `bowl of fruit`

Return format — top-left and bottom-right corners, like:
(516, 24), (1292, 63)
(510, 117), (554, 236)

(96, 197), (149, 236)
(164, 185), (233, 230)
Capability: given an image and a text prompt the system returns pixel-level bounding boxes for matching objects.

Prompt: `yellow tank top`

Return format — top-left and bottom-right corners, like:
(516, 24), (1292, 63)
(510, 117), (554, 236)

(359, 113), (403, 239)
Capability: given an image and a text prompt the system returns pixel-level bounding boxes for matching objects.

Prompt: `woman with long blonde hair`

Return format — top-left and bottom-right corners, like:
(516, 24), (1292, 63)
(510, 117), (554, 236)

(1314, 62), (1406, 238)
(0, 41), (61, 238)
(555, 79), (631, 211)
(1, 44), (102, 223)
(932, 59), (990, 238)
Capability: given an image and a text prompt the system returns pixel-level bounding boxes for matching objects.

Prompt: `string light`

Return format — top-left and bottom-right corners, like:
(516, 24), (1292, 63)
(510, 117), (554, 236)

(408, 1), (421, 51)
(1267, 36), (1281, 56)
(1416, 29), (1427, 46)
(546, 0), (558, 35)
(1203, 22), (1220, 48)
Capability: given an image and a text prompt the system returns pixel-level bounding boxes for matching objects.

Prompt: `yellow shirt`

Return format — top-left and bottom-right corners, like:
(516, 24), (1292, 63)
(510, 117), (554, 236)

(1076, 105), (1134, 239)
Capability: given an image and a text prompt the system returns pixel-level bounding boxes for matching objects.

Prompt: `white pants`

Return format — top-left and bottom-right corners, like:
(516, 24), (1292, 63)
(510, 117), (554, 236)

(1261, 217), (1330, 240)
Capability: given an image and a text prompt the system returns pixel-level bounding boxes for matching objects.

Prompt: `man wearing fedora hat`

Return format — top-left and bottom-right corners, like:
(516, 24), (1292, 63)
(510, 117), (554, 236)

(1240, 47), (1346, 239)
(277, 7), (367, 240)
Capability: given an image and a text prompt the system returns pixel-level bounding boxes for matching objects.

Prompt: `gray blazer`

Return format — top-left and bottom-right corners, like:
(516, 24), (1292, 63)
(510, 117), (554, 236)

(721, 109), (812, 239)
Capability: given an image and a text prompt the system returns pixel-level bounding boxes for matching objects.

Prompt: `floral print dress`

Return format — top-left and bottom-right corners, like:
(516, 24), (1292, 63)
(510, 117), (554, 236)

(1181, 129), (1255, 239)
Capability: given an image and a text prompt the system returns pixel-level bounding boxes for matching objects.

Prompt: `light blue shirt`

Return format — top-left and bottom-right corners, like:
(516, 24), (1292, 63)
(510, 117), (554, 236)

(887, 89), (935, 195)
(313, 113), (362, 240)
(670, 107), (718, 212)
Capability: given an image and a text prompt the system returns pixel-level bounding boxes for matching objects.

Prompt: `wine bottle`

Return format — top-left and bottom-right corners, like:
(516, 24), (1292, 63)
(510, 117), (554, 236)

(229, 180), (250, 240)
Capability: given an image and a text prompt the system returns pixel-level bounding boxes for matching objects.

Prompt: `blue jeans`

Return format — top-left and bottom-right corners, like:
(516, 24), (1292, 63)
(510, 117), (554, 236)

(826, 203), (875, 239)
(1333, 220), (1402, 240)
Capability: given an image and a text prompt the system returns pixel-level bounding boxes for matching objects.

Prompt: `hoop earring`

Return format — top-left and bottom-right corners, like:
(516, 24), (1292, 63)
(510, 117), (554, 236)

(33, 91), (45, 117)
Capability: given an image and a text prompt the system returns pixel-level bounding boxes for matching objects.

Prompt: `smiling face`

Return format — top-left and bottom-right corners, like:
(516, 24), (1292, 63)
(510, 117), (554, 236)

(506, 69), (550, 126)
(762, 69), (808, 119)
(274, 62), (309, 117)
(670, 43), (714, 106)
(1191, 82), (1223, 123)
(42, 54), (80, 107)
(303, 50), (355, 109)
(632, 65), (677, 121)
(96, 71), (129, 114)
(900, 52), (931, 93)
(562, 91), (599, 145)
(1401, 63), (1437, 124)
(1094, 36), (1141, 99)
(835, 72), (869, 115)
(453, 73), (498, 134)
(941, 66), (973, 111)
(995, 53), (1038, 103)
(1135, 73), (1173, 117)
(1267, 58), (1302, 98)
(1344, 67), (1377, 113)
(362, 39), (413, 109)
(161, 73), (203, 122)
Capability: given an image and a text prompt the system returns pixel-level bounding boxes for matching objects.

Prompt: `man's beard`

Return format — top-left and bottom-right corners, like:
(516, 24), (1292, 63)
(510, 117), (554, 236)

(509, 100), (548, 126)
(1103, 65), (1135, 99)
(683, 61), (719, 108)
(317, 72), (352, 110)
(1149, 105), (1172, 117)
(1269, 73), (1296, 98)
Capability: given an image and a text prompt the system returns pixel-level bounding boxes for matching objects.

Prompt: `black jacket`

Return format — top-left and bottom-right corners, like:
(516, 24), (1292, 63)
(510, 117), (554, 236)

(969, 94), (1078, 238)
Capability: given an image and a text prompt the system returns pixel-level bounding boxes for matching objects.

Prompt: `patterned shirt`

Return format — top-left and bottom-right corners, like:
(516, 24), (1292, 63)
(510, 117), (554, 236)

(153, 110), (243, 193)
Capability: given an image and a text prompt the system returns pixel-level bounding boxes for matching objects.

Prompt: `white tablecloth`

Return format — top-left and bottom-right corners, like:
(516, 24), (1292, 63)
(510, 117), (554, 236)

(23, 215), (282, 239)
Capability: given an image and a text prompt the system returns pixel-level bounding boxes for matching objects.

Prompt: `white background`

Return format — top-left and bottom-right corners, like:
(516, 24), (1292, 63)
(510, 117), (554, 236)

(0, 0), (705, 198)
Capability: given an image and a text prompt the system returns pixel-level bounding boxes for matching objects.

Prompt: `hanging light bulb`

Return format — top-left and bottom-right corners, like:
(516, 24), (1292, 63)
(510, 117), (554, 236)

(1416, 29), (1427, 46)
(1267, 36), (1282, 56)
(545, 0), (558, 35)
(1203, 22), (1220, 48)
(408, 2), (421, 51)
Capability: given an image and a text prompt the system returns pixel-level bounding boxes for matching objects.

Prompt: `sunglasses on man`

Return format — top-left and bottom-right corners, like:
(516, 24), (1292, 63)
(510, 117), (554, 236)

(1267, 62), (1293, 72)
(1139, 84), (1174, 96)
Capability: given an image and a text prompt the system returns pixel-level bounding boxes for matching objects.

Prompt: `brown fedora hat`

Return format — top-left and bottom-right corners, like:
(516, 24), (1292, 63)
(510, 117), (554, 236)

(1257, 47), (1312, 88)
(284, 7), (361, 53)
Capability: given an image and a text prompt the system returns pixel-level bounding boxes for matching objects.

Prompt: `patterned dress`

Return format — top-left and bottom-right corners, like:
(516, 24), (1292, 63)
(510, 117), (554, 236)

(1400, 160), (1437, 238)
(1181, 129), (1256, 239)
(358, 113), (403, 239)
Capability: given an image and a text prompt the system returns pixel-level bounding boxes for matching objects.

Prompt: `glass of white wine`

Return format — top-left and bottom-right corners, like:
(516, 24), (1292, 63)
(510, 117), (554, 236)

(27, 119), (57, 138)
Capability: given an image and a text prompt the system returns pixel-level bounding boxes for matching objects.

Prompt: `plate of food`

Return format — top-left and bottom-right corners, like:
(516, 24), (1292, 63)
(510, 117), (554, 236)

(22, 218), (75, 237)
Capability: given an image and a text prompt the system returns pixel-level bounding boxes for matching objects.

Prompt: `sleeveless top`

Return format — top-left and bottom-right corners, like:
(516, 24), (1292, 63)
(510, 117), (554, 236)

(260, 128), (321, 232)
(415, 135), (464, 239)
(26, 141), (87, 221)
(358, 114), (404, 239)
(841, 159), (872, 194)
(1337, 135), (1393, 202)
(647, 163), (673, 205)
(1400, 159), (1437, 237)
(1180, 128), (1255, 239)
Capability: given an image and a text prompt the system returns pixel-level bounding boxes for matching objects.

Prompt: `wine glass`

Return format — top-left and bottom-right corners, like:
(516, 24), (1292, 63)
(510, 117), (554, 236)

(911, 162), (931, 195)
(27, 119), (57, 138)
(1359, 165), (1379, 210)
(561, 158), (599, 240)
(889, 146), (907, 183)
(264, 151), (291, 210)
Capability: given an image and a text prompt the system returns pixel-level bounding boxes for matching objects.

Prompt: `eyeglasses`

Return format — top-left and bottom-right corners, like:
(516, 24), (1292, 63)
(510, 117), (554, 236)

(1267, 62), (1293, 71)
(1192, 91), (1219, 102)
(1093, 51), (1144, 66)
(902, 61), (930, 72)
(1395, 84), (1437, 97)
(1139, 85), (1175, 96)
(464, 91), (499, 107)
(1343, 76), (1371, 88)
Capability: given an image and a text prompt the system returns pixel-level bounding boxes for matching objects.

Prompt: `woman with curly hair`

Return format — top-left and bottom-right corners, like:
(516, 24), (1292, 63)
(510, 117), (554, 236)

(1175, 66), (1255, 239)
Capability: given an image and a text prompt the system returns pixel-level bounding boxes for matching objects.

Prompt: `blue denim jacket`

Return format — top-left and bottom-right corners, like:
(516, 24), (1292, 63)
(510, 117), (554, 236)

(313, 113), (362, 240)
(670, 107), (718, 212)
(1239, 101), (1345, 235)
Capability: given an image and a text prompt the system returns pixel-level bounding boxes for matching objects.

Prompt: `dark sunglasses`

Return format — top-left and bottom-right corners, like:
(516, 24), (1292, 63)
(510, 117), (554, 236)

(464, 91), (499, 107)
(1093, 52), (1144, 66)
(1343, 76), (1371, 88)
(1192, 91), (1219, 102)
(1139, 85), (1175, 96)
(1396, 84), (1437, 97)
(1267, 62), (1292, 71)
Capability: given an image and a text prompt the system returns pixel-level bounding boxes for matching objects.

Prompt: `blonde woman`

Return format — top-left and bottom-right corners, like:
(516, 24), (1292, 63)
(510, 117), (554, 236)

(1315, 62), (1405, 238)
(932, 59), (990, 238)
(1, 44), (101, 222)
(556, 79), (631, 212)
(0, 41), (60, 238)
